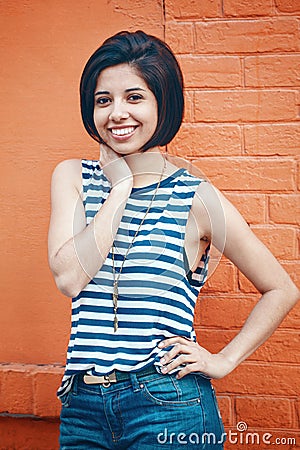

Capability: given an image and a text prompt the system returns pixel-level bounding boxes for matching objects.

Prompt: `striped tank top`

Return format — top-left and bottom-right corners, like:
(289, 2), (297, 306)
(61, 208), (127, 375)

(58, 159), (210, 397)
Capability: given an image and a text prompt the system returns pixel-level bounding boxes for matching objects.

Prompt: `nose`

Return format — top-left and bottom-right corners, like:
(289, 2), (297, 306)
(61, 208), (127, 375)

(109, 101), (130, 122)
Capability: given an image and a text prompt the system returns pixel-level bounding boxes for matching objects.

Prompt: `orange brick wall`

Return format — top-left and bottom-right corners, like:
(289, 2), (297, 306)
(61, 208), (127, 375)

(1, 1), (299, 448)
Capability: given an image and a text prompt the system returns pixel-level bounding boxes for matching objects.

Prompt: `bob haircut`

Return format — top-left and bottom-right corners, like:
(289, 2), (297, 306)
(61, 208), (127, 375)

(80, 30), (184, 152)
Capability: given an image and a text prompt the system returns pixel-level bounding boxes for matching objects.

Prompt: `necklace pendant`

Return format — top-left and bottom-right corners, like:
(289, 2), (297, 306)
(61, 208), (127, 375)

(113, 282), (118, 306)
(114, 315), (118, 332)
(113, 281), (119, 332)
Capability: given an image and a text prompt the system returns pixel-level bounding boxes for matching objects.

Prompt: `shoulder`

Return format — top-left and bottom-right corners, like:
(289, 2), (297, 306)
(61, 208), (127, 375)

(51, 158), (83, 193)
(52, 158), (82, 175)
(191, 180), (226, 241)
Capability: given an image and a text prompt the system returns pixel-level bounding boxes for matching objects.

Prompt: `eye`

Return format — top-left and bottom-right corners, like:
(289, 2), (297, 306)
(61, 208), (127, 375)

(95, 97), (111, 106)
(128, 94), (143, 102)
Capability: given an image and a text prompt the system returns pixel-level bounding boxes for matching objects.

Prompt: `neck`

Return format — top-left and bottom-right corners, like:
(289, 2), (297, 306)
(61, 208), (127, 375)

(124, 148), (166, 188)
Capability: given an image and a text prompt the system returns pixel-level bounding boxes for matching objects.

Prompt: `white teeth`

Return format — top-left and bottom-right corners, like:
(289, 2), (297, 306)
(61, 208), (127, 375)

(111, 126), (135, 136)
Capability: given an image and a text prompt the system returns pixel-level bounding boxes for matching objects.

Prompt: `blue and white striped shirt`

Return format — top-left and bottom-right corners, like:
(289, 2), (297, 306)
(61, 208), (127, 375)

(58, 159), (210, 397)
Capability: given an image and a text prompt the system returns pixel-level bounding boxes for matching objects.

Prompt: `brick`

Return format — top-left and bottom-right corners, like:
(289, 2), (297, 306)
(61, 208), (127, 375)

(224, 0), (273, 17)
(238, 271), (259, 293)
(250, 225), (297, 259)
(110, 0), (164, 35)
(296, 400), (300, 429)
(196, 326), (300, 364)
(1, 0), (164, 47)
(225, 193), (266, 225)
(196, 329), (236, 353)
(245, 55), (300, 87)
(0, 364), (64, 418)
(244, 124), (300, 156)
(275, 0), (300, 13)
(165, 0), (220, 19)
(192, 157), (296, 192)
(279, 296), (300, 329)
(178, 55), (242, 88)
(0, 417), (59, 450)
(251, 331), (300, 363)
(235, 397), (293, 428)
(201, 261), (237, 294)
(33, 370), (62, 418)
(281, 262), (300, 287)
(165, 22), (194, 54)
(0, 365), (33, 415)
(195, 295), (258, 328)
(168, 124), (242, 157)
(214, 362), (300, 396)
(183, 90), (194, 123)
(298, 162), (300, 191)
(269, 195), (300, 225)
(216, 396), (232, 426)
(194, 90), (297, 123)
(195, 19), (300, 53)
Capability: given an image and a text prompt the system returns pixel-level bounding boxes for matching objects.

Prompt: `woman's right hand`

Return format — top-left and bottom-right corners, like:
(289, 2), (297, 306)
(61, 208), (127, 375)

(99, 144), (133, 190)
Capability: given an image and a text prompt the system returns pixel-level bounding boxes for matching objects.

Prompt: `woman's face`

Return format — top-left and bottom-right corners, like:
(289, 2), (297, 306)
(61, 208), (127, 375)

(93, 63), (158, 155)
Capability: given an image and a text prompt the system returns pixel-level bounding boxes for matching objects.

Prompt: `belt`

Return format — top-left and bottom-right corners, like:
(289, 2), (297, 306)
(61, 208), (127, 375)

(83, 365), (158, 387)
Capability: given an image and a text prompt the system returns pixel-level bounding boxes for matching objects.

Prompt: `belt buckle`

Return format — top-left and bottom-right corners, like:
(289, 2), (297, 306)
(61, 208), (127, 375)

(83, 372), (117, 388)
(103, 372), (117, 388)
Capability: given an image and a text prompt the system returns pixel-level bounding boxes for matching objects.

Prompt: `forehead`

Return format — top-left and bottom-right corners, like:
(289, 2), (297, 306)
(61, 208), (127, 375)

(95, 63), (148, 90)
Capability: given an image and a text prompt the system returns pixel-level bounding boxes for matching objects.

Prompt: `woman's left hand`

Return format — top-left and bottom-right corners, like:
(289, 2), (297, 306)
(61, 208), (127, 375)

(158, 336), (235, 380)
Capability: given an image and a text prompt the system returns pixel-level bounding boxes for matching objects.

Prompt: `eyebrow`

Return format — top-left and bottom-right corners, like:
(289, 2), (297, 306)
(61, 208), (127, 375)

(94, 87), (146, 96)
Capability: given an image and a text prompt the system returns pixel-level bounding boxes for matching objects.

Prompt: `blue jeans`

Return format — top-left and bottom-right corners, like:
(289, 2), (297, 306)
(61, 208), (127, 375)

(59, 370), (225, 449)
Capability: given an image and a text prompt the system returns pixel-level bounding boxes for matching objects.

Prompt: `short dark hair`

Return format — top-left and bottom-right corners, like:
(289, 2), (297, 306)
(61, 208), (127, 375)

(80, 30), (184, 151)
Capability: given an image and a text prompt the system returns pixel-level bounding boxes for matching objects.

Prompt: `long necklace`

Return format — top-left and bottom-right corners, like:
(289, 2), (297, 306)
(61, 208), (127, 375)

(111, 157), (166, 332)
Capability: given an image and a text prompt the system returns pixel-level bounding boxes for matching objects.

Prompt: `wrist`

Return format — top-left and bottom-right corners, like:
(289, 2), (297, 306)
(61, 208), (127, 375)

(110, 180), (133, 198)
(217, 350), (240, 373)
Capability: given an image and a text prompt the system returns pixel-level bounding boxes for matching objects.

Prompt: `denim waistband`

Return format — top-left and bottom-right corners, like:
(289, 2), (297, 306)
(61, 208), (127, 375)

(83, 364), (159, 384)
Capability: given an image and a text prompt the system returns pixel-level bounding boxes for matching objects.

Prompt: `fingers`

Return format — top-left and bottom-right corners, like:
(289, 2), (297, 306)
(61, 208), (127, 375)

(160, 353), (191, 373)
(160, 343), (191, 364)
(161, 351), (209, 379)
(176, 362), (202, 379)
(158, 336), (192, 349)
(158, 336), (213, 379)
(99, 144), (133, 189)
(159, 338), (198, 376)
(157, 337), (234, 380)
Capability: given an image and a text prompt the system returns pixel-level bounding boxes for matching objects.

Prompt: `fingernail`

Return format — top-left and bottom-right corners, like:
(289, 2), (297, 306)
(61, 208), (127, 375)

(161, 366), (168, 373)
(160, 358), (166, 364)
(158, 342), (164, 348)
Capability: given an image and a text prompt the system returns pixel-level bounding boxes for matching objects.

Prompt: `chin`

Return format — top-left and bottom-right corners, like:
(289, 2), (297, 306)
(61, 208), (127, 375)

(112, 146), (143, 155)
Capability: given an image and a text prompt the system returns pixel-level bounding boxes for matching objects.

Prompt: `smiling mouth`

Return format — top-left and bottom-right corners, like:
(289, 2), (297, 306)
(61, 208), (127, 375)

(110, 126), (137, 136)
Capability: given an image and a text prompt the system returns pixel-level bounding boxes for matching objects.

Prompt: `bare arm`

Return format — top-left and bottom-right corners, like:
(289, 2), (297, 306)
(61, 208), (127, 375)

(48, 148), (133, 298)
(210, 190), (299, 372)
(158, 184), (300, 378)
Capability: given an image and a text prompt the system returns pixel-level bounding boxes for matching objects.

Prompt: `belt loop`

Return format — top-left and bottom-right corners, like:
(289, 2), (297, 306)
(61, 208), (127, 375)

(130, 373), (141, 392)
(72, 374), (79, 396)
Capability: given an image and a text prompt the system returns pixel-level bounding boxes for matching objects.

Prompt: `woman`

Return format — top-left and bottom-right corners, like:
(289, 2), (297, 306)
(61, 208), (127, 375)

(48, 31), (299, 449)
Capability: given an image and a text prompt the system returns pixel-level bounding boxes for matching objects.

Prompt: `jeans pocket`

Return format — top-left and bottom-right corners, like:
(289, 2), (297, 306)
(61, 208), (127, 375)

(60, 390), (72, 408)
(142, 374), (201, 407)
